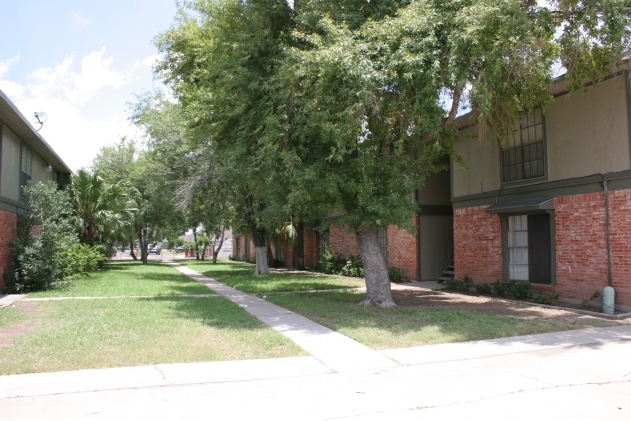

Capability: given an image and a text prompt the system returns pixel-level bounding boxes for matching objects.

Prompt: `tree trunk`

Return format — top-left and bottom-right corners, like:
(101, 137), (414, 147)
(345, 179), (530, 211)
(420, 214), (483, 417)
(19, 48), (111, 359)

(140, 228), (149, 265)
(254, 246), (269, 275)
(251, 227), (269, 275)
(355, 225), (395, 308)
(193, 230), (199, 260)
(212, 227), (225, 264)
(129, 238), (138, 261)
(201, 244), (207, 261)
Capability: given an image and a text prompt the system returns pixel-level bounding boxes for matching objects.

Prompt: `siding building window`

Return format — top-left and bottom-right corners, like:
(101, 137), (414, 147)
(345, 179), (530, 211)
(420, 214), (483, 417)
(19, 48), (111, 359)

(502, 108), (545, 183)
(20, 145), (32, 198)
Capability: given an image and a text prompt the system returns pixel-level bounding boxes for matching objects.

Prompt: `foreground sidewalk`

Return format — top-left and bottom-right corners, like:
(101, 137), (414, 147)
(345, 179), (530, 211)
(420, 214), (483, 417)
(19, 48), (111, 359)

(0, 325), (630, 420)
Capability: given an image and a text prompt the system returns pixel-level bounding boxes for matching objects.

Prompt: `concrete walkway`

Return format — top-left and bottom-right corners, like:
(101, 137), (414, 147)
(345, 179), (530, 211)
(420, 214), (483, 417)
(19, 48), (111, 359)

(0, 325), (630, 419)
(168, 262), (399, 372)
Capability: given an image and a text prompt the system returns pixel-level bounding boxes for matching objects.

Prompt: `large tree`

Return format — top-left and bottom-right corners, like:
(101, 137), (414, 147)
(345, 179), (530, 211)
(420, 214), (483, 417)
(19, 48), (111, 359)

(155, 0), (294, 275)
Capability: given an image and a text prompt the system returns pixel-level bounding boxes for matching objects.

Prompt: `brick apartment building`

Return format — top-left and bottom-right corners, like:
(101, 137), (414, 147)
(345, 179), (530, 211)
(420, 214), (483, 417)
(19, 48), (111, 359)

(0, 89), (72, 290)
(234, 69), (631, 312)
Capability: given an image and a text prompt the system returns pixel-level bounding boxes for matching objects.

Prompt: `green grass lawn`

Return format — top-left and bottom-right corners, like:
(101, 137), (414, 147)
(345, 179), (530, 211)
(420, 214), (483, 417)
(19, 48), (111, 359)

(28, 261), (213, 297)
(0, 261), (305, 375)
(178, 260), (363, 293)
(265, 290), (616, 350)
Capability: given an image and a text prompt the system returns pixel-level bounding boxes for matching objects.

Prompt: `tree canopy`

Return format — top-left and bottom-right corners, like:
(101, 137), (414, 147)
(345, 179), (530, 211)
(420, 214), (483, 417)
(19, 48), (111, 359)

(155, 0), (631, 306)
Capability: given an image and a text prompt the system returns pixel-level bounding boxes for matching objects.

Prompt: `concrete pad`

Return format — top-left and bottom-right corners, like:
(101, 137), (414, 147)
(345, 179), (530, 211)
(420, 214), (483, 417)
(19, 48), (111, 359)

(379, 325), (631, 366)
(156, 356), (331, 385)
(0, 294), (25, 308)
(0, 356), (330, 399)
(0, 365), (166, 399)
(2, 341), (629, 420)
(169, 262), (400, 372)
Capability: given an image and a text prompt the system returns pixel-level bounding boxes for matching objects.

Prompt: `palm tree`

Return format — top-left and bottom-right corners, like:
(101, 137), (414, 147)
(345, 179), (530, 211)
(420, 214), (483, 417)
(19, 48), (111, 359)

(69, 169), (137, 248)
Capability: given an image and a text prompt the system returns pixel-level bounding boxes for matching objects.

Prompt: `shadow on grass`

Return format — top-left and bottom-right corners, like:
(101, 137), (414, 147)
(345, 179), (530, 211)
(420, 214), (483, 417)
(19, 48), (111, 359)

(135, 295), (271, 332)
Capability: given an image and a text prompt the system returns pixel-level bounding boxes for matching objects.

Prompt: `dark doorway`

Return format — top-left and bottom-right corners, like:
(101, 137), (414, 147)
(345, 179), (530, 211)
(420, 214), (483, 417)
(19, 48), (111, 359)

(528, 214), (552, 284)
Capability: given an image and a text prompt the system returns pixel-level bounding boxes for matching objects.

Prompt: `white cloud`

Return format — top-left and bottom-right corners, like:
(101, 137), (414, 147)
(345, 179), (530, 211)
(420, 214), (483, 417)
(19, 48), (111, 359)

(0, 55), (20, 78)
(0, 49), (158, 171)
(73, 12), (93, 27)
(131, 54), (161, 71)
(27, 47), (126, 104)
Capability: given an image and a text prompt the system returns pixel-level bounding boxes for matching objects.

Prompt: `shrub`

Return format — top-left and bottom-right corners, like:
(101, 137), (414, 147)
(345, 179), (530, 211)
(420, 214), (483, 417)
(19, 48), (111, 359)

(339, 254), (364, 278)
(388, 267), (403, 283)
(6, 181), (79, 293)
(318, 247), (347, 274)
(549, 291), (560, 301)
(246, 255), (256, 265)
(510, 281), (532, 300)
(533, 289), (546, 304)
(475, 283), (492, 295)
(490, 280), (506, 297)
(61, 243), (104, 278)
(444, 275), (474, 292)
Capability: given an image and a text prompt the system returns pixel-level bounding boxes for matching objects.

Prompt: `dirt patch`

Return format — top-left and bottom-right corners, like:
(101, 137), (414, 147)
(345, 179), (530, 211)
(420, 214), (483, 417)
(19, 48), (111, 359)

(392, 289), (623, 326)
(0, 302), (48, 347)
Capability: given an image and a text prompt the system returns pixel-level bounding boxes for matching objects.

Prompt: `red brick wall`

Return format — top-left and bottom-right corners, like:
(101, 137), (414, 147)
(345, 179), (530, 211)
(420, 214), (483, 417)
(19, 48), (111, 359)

(453, 206), (503, 282)
(454, 190), (631, 308)
(282, 244), (293, 267)
(609, 189), (631, 304)
(329, 225), (360, 258)
(328, 221), (418, 281)
(555, 193), (609, 302)
(0, 210), (17, 290)
(386, 218), (418, 281)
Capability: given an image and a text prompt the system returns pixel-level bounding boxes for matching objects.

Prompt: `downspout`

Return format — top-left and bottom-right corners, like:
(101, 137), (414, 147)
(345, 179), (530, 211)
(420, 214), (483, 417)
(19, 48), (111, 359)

(601, 176), (613, 287)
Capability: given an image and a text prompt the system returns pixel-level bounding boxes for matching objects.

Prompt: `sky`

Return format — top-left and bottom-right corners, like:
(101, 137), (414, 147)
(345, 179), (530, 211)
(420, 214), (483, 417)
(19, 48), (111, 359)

(0, 0), (177, 171)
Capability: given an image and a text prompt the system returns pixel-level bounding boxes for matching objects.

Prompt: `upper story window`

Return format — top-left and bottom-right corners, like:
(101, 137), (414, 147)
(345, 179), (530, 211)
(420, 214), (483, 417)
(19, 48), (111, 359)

(502, 108), (546, 183)
(20, 145), (32, 198)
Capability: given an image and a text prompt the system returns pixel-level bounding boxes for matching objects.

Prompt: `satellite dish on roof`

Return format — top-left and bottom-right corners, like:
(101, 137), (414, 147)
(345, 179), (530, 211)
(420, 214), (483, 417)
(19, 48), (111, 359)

(34, 111), (48, 131)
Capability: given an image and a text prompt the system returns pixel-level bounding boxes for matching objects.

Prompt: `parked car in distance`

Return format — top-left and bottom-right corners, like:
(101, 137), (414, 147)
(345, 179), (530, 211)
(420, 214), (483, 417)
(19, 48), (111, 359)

(174, 246), (184, 253)
(148, 244), (162, 254)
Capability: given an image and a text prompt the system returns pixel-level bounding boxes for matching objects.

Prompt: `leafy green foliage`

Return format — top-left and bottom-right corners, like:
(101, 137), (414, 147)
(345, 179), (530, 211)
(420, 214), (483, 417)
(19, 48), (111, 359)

(491, 281), (507, 297)
(388, 267), (403, 283)
(475, 283), (493, 295)
(339, 255), (365, 278)
(507, 281), (532, 300)
(6, 182), (79, 293)
(318, 247), (347, 274)
(61, 244), (105, 279)
(444, 275), (474, 293)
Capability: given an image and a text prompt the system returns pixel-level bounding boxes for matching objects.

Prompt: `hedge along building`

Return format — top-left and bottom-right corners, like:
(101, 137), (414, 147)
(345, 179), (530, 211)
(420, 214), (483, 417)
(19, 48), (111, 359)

(0, 89), (72, 290)
(452, 69), (631, 311)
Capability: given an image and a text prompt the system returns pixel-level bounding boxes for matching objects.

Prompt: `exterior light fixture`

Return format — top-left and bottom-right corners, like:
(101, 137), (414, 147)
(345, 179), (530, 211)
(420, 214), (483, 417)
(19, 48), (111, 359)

(45, 163), (53, 172)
